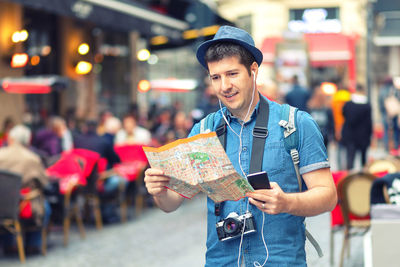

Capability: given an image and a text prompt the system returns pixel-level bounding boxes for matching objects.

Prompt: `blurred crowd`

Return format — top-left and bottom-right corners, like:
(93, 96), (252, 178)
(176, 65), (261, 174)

(260, 75), (400, 171)
(0, 100), (196, 257)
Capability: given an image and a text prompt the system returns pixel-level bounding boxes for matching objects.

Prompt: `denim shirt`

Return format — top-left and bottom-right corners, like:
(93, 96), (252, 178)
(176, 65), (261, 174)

(188, 96), (330, 267)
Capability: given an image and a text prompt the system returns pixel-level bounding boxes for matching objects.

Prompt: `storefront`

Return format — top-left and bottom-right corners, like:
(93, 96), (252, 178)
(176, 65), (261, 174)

(260, 7), (358, 93)
(261, 32), (357, 92)
(0, 0), (189, 125)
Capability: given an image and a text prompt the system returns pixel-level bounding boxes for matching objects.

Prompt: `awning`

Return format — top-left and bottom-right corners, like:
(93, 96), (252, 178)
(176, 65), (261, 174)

(0, 75), (69, 94)
(260, 33), (354, 67)
(304, 33), (354, 67)
(150, 79), (198, 92)
(8, 0), (188, 39)
(260, 37), (282, 63)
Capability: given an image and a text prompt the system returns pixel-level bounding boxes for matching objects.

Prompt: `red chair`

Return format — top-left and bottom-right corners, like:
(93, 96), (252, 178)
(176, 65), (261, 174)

(114, 144), (148, 164)
(67, 149), (103, 230)
(330, 170), (348, 265)
(113, 144), (149, 216)
(46, 153), (86, 246)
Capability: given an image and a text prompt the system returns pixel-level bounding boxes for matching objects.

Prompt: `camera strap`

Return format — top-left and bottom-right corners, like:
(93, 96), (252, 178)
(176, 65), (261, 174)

(214, 94), (269, 217)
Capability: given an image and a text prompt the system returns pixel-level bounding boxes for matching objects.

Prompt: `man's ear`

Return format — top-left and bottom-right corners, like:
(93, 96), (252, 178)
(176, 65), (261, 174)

(250, 62), (258, 76)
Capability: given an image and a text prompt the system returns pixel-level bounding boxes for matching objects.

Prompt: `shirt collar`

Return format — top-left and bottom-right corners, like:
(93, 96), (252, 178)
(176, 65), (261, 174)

(225, 99), (261, 124)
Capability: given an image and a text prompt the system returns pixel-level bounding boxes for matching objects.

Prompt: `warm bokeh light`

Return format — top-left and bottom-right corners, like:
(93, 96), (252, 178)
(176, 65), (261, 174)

(19, 30), (28, 42)
(30, 55), (40, 66)
(202, 25), (220, 36)
(78, 43), (90, 55)
(41, 45), (52, 56)
(137, 49), (150, 61)
(182, 29), (199, 40)
(150, 36), (168, 46)
(321, 82), (337, 95)
(75, 61), (92, 75)
(138, 79), (151, 92)
(11, 53), (29, 68)
(11, 30), (29, 43)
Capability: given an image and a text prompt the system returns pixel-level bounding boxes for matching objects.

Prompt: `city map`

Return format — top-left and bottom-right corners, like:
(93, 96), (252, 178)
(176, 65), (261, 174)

(143, 132), (254, 203)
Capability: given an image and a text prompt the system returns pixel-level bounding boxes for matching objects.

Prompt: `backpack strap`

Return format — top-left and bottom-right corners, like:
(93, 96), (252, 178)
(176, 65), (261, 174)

(200, 112), (226, 148)
(279, 104), (323, 258)
(279, 104), (302, 191)
(249, 95), (269, 174)
(200, 113), (215, 134)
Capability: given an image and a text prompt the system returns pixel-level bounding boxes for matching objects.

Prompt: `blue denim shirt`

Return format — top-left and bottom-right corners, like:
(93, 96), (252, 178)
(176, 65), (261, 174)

(188, 96), (330, 266)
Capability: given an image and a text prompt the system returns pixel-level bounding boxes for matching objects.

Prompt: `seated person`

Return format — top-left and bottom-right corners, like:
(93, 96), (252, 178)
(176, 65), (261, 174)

(115, 114), (151, 146)
(74, 120), (124, 223)
(0, 125), (51, 255)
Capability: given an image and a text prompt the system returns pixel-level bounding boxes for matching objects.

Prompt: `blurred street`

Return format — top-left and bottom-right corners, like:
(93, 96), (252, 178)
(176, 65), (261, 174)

(0, 192), (367, 267)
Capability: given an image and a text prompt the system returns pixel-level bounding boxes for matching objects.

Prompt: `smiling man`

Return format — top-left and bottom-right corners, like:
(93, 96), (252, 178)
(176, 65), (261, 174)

(144, 26), (337, 267)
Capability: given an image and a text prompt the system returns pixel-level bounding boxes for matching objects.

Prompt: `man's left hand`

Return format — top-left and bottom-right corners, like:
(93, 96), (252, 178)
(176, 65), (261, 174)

(246, 182), (288, 215)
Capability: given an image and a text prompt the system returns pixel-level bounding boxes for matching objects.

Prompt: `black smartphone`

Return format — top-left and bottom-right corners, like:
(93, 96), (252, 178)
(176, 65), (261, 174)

(247, 171), (271, 190)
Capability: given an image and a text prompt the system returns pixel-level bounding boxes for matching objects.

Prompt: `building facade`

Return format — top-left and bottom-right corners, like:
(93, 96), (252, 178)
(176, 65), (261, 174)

(215, 0), (369, 93)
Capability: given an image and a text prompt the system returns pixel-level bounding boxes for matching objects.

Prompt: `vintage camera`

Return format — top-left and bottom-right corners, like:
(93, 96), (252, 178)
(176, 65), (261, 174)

(216, 211), (256, 241)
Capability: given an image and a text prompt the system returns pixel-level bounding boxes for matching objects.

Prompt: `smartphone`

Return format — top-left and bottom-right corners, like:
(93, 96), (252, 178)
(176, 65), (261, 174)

(247, 171), (271, 190)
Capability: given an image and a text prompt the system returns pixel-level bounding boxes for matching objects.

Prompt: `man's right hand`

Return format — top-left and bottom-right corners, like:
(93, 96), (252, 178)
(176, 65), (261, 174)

(144, 167), (184, 213)
(144, 168), (171, 197)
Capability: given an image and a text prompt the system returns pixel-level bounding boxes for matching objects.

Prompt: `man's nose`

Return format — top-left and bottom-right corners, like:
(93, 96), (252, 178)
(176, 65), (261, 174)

(221, 76), (232, 91)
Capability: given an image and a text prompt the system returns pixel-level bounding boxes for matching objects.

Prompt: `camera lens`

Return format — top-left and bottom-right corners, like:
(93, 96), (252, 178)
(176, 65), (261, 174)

(223, 217), (242, 236)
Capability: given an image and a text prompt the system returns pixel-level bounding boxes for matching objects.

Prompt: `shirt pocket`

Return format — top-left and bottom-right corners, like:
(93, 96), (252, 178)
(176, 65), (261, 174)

(262, 141), (285, 177)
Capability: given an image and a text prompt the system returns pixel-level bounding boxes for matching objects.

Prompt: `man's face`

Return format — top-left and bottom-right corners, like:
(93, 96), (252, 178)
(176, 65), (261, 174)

(208, 56), (258, 120)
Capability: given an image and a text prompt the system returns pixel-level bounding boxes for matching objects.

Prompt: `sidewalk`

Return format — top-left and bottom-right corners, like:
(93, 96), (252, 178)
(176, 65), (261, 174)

(1, 194), (365, 267)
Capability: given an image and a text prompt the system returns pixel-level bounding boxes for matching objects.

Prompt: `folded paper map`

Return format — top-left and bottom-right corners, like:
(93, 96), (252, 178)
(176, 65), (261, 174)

(143, 132), (254, 203)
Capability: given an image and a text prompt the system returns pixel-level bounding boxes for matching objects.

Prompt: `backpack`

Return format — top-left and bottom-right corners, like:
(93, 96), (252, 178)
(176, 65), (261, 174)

(200, 103), (323, 257)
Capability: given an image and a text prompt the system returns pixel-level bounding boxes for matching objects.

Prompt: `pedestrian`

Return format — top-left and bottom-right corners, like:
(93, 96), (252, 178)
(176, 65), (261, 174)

(341, 84), (373, 170)
(331, 87), (351, 170)
(378, 76), (400, 152)
(144, 26), (336, 266)
(115, 113), (151, 146)
(284, 75), (310, 112)
(307, 85), (335, 148)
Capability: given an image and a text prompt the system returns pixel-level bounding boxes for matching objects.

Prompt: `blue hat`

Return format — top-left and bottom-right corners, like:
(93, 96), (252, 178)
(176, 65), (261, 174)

(196, 25), (263, 70)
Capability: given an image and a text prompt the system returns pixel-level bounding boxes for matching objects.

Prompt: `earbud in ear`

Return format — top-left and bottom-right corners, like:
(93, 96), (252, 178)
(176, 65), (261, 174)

(252, 71), (255, 76)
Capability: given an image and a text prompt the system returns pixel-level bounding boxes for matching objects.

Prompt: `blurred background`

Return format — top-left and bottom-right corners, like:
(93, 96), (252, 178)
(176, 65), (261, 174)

(0, 0), (398, 129)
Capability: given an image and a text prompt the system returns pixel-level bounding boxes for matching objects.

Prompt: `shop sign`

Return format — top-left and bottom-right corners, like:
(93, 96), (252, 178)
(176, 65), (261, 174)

(288, 8), (341, 33)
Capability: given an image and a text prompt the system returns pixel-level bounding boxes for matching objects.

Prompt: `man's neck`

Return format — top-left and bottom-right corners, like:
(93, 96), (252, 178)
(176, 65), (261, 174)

(233, 99), (260, 122)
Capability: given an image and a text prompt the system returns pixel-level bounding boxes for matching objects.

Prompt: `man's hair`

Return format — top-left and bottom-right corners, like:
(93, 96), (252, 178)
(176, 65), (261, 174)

(8, 124), (31, 146)
(204, 42), (255, 75)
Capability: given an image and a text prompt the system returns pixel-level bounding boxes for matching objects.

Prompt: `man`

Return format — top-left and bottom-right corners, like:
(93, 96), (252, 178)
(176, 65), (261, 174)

(144, 26), (337, 266)
(0, 124), (50, 254)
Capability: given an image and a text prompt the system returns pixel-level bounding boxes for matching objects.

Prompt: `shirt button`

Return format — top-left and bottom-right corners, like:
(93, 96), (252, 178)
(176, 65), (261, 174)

(242, 146), (247, 151)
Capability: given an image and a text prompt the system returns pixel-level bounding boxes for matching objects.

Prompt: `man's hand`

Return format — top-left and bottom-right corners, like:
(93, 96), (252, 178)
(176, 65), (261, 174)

(144, 168), (170, 197)
(144, 167), (184, 212)
(246, 168), (337, 217)
(246, 182), (288, 215)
